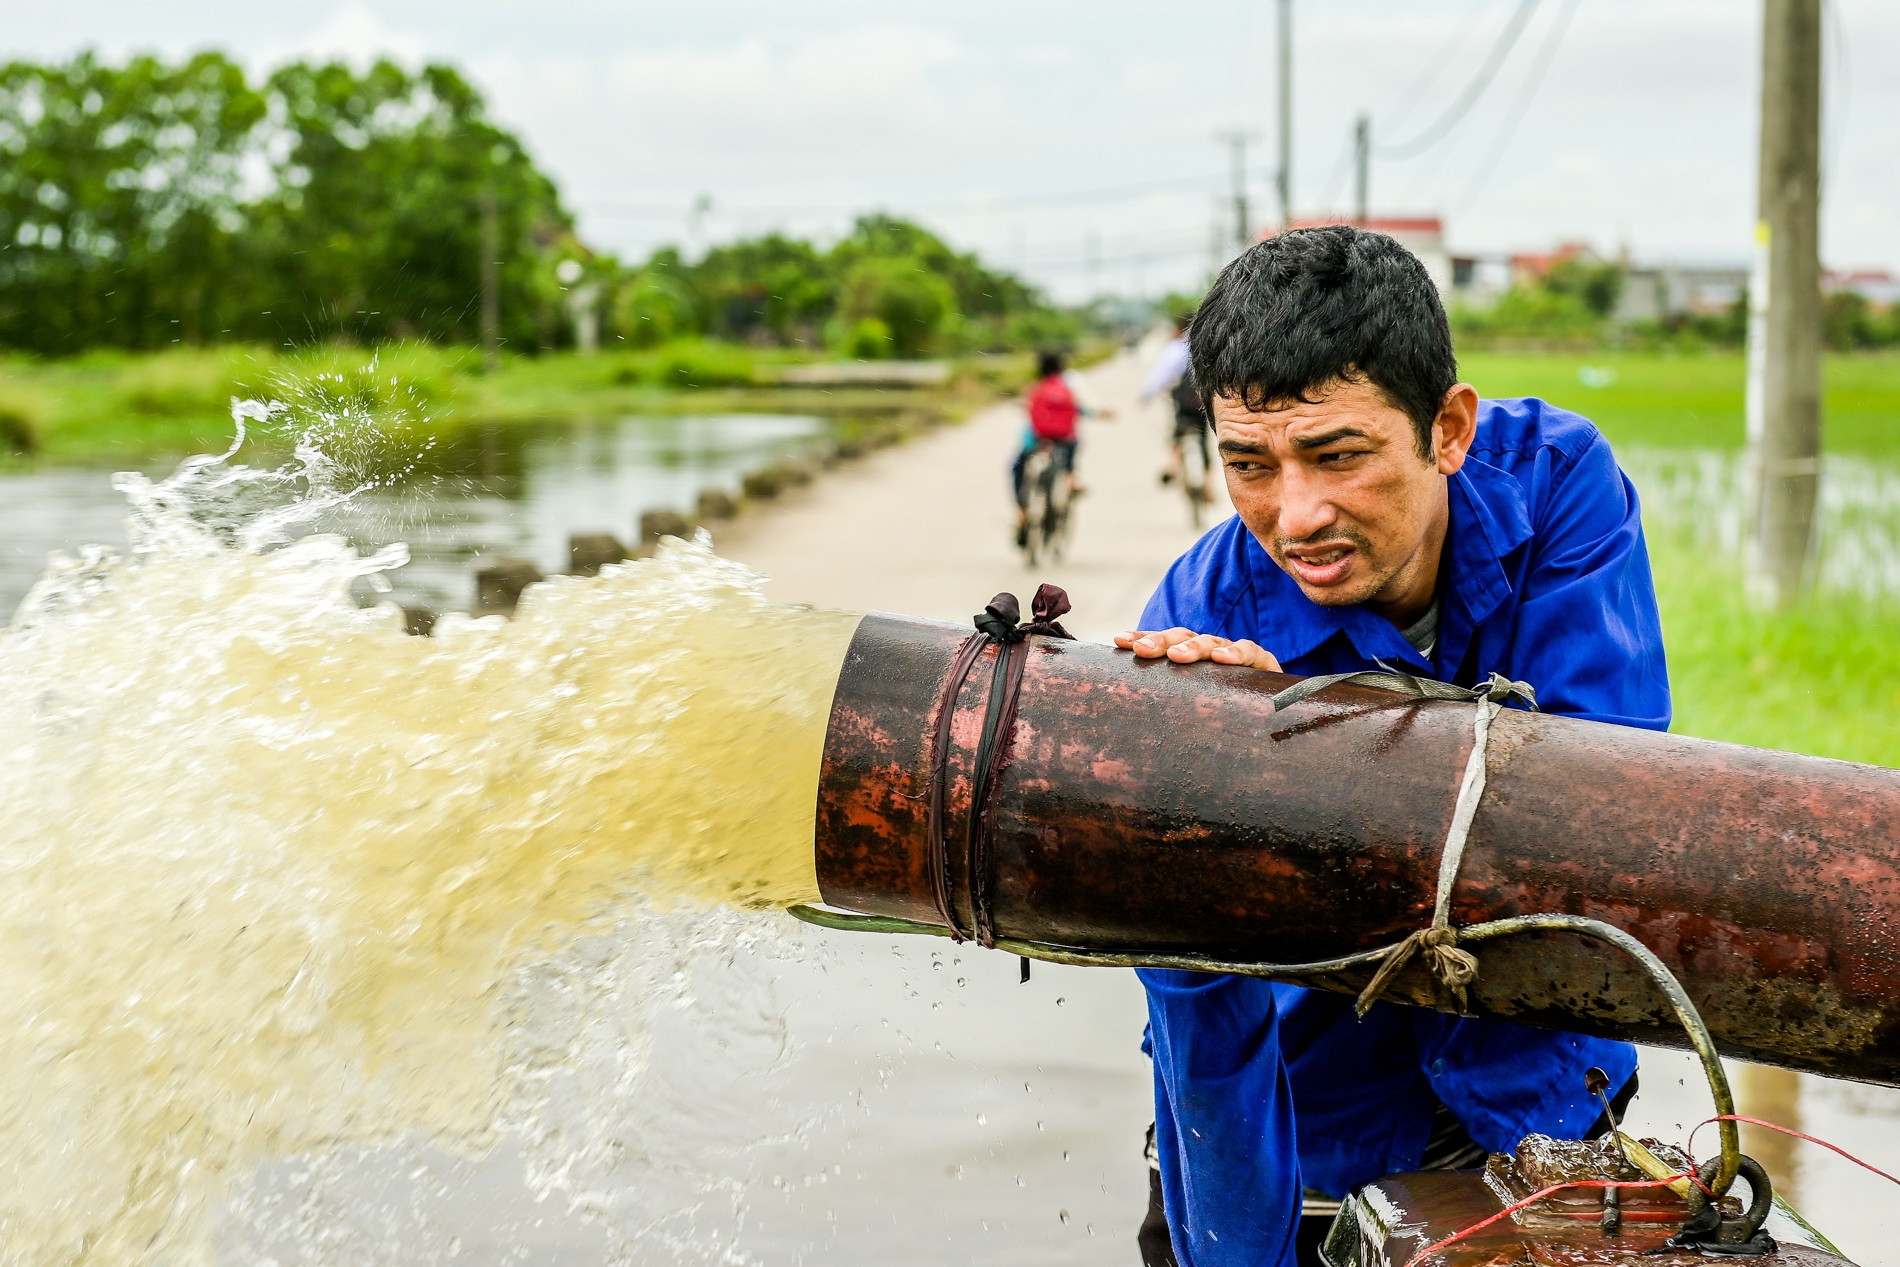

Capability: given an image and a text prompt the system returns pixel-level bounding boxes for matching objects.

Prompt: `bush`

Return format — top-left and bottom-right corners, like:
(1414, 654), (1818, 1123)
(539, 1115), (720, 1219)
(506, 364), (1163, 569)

(114, 348), (258, 417)
(1451, 287), (1604, 346)
(835, 257), (953, 358)
(0, 391), (42, 454)
(1824, 292), (1899, 351)
(841, 318), (894, 360)
(611, 338), (759, 388)
(613, 272), (699, 349)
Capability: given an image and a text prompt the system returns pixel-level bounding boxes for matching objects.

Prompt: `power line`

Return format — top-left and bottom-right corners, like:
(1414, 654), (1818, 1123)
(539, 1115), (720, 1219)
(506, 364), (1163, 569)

(1374, 0), (1543, 161)
(1450, 0), (1580, 215)
(583, 170), (1248, 224)
(1376, 0), (1500, 136)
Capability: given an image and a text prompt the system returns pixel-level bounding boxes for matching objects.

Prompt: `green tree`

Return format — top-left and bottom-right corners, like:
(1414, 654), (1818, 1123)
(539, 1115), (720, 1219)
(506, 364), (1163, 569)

(0, 51), (266, 353)
(256, 60), (572, 348)
(689, 233), (833, 344)
(1544, 257), (1624, 319)
(835, 256), (954, 358)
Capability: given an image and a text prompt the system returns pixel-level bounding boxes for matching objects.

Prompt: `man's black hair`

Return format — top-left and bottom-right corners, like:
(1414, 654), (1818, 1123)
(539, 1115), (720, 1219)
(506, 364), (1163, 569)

(1187, 225), (1456, 458)
(1037, 350), (1065, 378)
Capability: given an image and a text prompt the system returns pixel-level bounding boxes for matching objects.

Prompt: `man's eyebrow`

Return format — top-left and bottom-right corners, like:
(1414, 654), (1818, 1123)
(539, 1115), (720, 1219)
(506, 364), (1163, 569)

(1216, 438), (1269, 455)
(1291, 426), (1372, 451)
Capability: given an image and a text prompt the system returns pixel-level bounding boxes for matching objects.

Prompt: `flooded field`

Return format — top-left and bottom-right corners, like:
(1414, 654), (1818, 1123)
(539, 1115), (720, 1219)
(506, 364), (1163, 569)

(0, 411), (839, 617)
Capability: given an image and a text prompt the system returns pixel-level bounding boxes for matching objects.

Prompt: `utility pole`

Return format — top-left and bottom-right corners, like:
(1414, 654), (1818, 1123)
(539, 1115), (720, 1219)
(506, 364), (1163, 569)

(1745, 0), (1823, 605)
(1276, 0), (1293, 228)
(1353, 114), (1370, 227)
(1214, 129), (1259, 251)
(479, 186), (499, 374)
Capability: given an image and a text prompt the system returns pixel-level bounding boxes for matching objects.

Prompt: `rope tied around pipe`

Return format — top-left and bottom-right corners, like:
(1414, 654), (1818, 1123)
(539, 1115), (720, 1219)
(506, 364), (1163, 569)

(1267, 664), (1537, 1015)
(798, 638), (1747, 1196)
(923, 584), (1074, 945)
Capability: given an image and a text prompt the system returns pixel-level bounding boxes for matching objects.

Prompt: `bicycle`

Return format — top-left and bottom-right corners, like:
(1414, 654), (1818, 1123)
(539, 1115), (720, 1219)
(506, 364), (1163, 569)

(1018, 439), (1074, 567)
(1175, 421), (1214, 530)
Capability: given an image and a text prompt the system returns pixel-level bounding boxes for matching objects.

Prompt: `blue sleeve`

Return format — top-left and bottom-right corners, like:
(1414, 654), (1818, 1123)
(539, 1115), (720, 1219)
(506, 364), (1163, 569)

(1513, 436), (1671, 730)
(1139, 970), (1301, 1267)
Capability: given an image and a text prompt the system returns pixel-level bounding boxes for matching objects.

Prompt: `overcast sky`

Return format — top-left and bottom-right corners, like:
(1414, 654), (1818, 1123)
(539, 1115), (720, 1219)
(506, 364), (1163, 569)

(7, 0), (1894, 301)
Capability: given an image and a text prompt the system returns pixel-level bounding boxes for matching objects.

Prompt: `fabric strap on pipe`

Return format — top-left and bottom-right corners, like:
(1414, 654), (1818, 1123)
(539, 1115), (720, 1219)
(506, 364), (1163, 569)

(1268, 665), (1539, 1015)
(923, 584), (1075, 945)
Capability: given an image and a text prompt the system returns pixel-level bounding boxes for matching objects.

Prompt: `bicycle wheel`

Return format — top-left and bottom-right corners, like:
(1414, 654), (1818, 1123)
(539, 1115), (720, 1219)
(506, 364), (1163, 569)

(1182, 430), (1211, 529)
(1020, 451), (1046, 567)
(1041, 461), (1071, 566)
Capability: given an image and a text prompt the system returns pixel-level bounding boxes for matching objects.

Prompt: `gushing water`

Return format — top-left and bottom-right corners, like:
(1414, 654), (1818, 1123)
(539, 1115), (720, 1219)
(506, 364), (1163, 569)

(0, 407), (858, 1264)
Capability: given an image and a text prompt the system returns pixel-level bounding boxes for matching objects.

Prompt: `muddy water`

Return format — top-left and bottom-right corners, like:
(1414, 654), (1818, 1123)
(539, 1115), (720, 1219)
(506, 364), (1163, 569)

(0, 433), (866, 1262)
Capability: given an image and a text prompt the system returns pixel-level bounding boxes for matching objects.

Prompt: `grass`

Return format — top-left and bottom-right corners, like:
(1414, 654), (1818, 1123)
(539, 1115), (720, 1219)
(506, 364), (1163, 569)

(1461, 349), (1900, 456)
(1647, 531), (1900, 767)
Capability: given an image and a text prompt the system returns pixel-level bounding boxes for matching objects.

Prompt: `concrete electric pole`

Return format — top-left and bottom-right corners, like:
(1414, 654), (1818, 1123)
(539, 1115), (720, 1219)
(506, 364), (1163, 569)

(1353, 114), (1371, 228)
(1745, 0), (1824, 605)
(1276, 0), (1293, 228)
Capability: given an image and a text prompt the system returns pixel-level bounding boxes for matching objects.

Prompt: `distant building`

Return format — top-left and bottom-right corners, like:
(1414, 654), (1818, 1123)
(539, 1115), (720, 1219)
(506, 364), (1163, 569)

(1617, 262), (1750, 322)
(1509, 241), (1604, 289)
(1825, 269), (1899, 310)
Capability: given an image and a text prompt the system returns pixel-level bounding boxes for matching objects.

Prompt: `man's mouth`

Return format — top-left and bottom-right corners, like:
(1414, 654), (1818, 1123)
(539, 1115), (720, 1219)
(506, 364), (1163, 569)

(1282, 544), (1357, 587)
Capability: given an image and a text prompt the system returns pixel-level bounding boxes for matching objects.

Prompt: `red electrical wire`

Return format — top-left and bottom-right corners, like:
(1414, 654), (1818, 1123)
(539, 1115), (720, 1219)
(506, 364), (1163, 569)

(1689, 1114), (1900, 1190)
(1397, 1173), (1690, 1267)
(1394, 1115), (1900, 1267)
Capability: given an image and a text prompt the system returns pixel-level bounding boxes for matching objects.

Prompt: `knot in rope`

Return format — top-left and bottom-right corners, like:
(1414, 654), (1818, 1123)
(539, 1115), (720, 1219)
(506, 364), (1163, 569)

(972, 583), (1074, 643)
(1270, 660), (1537, 1019)
(1356, 926), (1481, 1016)
(926, 584), (1075, 946)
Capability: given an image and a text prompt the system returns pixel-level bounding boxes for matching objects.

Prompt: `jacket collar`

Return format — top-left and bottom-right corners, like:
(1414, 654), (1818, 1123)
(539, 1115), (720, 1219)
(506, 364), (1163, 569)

(1246, 455), (1534, 674)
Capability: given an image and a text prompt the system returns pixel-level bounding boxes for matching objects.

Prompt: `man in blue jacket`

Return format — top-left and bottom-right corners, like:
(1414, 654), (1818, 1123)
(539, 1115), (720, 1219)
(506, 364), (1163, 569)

(1114, 225), (1662, 1267)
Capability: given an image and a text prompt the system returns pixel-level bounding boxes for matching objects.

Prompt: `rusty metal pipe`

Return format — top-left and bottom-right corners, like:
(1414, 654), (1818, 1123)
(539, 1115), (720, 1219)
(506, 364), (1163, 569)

(812, 612), (1900, 1087)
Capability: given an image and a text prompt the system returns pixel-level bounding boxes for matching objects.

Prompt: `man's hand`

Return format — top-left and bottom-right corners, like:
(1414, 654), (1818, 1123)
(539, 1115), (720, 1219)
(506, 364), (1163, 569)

(1113, 628), (1283, 671)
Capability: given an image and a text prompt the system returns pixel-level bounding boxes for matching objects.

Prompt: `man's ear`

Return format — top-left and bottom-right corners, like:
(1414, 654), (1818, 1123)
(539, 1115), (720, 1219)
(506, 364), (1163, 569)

(1432, 384), (1480, 475)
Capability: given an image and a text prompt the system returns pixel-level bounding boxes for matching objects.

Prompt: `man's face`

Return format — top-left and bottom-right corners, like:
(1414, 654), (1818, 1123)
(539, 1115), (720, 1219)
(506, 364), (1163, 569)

(1214, 378), (1476, 616)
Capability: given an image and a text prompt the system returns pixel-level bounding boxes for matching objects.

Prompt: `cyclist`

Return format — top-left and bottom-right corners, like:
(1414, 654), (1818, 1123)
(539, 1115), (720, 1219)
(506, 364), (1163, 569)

(1012, 351), (1107, 548)
(1141, 313), (1212, 503)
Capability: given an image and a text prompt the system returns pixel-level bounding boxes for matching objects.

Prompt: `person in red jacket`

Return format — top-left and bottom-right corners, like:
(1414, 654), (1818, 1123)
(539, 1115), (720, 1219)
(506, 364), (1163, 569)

(1012, 350), (1107, 545)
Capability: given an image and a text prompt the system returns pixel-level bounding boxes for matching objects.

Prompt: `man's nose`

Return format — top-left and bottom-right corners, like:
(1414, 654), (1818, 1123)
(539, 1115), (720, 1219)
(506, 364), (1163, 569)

(1277, 466), (1337, 540)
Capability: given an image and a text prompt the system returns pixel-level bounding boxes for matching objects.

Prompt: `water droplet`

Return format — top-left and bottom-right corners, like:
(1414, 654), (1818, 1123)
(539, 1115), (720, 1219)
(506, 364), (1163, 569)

(1037, 1120), (1045, 1131)
(1062, 1150), (1071, 1161)
(956, 977), (967, 987)
(1059, 1209), (1071, 1225)
(1015, 1175), (1025, 1187)
(1024, 1081), (1033, 1093)
(1056, 996), (1066, 1006)
(976, 1113), (987, 1125)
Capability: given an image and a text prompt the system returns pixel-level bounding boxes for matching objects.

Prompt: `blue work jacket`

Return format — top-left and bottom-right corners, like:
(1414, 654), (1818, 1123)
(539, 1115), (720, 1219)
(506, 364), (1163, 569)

(1137, 396), (1664, 1267)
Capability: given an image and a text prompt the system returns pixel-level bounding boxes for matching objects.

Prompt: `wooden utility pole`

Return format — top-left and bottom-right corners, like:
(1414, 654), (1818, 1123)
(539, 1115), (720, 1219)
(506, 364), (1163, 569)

(1745, 0), (1823, 605)
(1276, 0), (1293, 228)
(480, 186), (500, 374)
(1353, 114), (1370, 228)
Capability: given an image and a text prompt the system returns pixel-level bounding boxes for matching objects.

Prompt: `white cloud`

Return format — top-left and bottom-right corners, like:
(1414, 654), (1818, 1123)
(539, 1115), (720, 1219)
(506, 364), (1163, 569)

(0, 0), (1895, 297)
